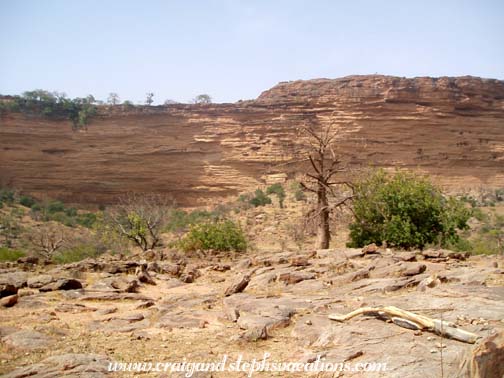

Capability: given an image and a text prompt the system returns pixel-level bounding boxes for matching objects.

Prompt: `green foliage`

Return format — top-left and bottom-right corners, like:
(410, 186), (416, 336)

(266, 183), (286, 208)
(348, 169), (471, 250)
(53, 241), (106, 264)
(0, 212), (22, 247)
(29, 199), (96, 229)
(0, 247), (25, 262)
(19, 195), (36, 208)
(47, 200), (65, 214)
(164, 209), (220, 234)
(179, 219), (247, 252)
(249, 189), (272, 207)
(0, 189), (15, 208)
(2, 90), (97, 129)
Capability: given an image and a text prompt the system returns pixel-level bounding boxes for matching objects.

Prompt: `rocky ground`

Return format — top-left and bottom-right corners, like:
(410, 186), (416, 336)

(1, 247), (503, 377)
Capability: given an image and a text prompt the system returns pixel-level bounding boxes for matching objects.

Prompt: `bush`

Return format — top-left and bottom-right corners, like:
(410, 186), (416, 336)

(0, 189), (15, 207)
(19, 195), (36, 208)
(53, 242), (106, 264)
(249, 189), (271, 207)
(348, 169), (471, 250)
(179, 219), (247, 252)
(0, 247), (25, 261)
(75, 212), (97, 228)
(266, 184), (286, 208)
(290, 182), (306, 201)
(47, 200), (65, 214)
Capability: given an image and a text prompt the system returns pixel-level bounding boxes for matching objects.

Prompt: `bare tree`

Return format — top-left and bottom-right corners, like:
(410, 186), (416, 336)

(29, 224), (66, 259)
(298, 118), (354, 249)
(107, 193), (171, 251)
(145, 92), (154, 106)
(107, 93), (120, 105)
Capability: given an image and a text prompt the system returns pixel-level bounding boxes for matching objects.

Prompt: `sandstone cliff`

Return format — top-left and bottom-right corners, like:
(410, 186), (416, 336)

(1, 75), (503, 205)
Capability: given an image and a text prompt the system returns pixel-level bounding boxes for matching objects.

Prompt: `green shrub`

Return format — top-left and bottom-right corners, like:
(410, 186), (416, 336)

(47, 200), (65, 214)
(0, 247), (25, 261)
(348, 169), (471, 250)
(75, 213), (97, 228)
(290, 182), (306, 201)
(249, 189), (271, 207)
(179, 219), (247, 252)
(19, 195), (36, 208)
(0, 189), (15, 207)
(53, 243), (105, 264)
(266, 184), (286, 208)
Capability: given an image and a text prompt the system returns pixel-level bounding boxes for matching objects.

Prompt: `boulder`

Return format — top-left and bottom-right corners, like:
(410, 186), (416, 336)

(1, 294), (18, 307)
(27, 275), (56, 289)
(0, 272), (27, 297)
(457, 331), (504, 378)
(224, 274), (250, 296)
(362, 243), (380, 254)
(402, 263), (427, 276)
(0, 283), (18, 298)
(39, 278), (83, 292)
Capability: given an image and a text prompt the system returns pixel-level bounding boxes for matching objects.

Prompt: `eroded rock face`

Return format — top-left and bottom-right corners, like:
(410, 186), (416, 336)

(1, 75), (503, 206)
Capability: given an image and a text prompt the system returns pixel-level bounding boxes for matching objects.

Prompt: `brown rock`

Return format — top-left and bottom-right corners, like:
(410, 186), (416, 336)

(137, 271), (156, 285)
(1, 294), (18, 307)
(225, 274), (250, 296)
(398, 251), (417, 262)
(402, 263), (427, 276)
(458, 331), (504, 378)
(290, 256), (310, 267)
(362, 243), (380, 254)
(242, 326), (268, 341)
(27, 275), (55, 289)
(0, 283), (18, 298)
(39, 278), (83, 292)
(278, 272), (315, 285)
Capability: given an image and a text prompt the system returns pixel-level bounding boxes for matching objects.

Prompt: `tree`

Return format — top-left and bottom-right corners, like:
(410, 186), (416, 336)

(266, 183), (286, 208)
(298, 119), (353, 249)
(145, 92), (154, 106)
(29, 223), (66, 259)
(164, 99), (178, 105)
(192, 94), (212, 104)
(107, 93), (120, 105)
(348, 169), (471, 249)
(107, 193), (170, 251)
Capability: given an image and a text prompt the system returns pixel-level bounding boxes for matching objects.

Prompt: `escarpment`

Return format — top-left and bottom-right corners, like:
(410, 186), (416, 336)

(1, 75), (503, 206)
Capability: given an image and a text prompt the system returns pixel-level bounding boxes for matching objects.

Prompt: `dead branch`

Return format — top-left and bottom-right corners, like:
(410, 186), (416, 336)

(328, 306), (480, 344)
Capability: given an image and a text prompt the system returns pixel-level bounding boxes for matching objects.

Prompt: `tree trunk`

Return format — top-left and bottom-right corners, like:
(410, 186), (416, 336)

(316, 185), (330, 249)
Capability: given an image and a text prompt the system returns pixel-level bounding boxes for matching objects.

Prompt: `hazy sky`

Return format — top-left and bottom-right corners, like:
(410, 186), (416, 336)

(1, 0), (503, 104)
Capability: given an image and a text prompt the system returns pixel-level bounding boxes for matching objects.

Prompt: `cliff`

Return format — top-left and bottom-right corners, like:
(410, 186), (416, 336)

(1, 75), (503, 206)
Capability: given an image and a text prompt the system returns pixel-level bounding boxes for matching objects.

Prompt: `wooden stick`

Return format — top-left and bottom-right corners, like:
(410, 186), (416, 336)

(328, 306), (480, 344)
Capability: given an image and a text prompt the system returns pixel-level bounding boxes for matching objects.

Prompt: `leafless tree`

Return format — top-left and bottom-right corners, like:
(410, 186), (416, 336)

(107, 92), (120, 105)
(29, 224), (66, 259)
(298, 118), (354, 249)
(107, 193), (171, 251)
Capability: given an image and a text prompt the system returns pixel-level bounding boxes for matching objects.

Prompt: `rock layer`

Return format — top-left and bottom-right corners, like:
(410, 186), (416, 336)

(1, 75), (503, 205)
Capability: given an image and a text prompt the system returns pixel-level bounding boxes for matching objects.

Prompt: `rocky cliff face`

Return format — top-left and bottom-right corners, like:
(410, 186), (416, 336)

(1, 75), (503, 206)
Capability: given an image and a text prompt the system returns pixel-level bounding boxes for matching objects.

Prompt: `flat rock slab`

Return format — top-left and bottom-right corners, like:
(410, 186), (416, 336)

(2, 330), (55, 350)
(39, 278), (83, 292)
(4, 353), (110, 378)
(78, 291), (152, 301)
(27, 274), (56, 288)
(155, 310), (216, 329)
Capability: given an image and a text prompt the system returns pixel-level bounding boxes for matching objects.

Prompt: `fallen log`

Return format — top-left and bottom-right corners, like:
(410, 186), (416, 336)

(328, 305), (479, 344)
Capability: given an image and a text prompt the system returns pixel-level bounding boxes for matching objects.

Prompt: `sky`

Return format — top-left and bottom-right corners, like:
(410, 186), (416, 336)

(1, 0), (503, 104)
